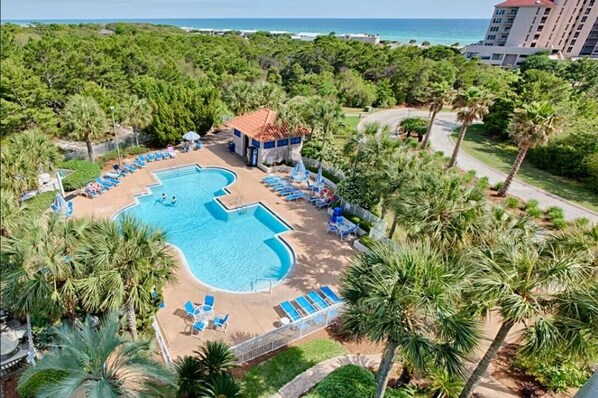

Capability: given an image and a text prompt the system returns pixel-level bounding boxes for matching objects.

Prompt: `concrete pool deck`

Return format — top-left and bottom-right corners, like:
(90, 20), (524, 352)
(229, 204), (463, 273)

(72, 132), (355, 360)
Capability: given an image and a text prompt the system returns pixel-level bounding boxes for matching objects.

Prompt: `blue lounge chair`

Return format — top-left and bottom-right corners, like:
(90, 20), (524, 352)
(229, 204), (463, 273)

(307, 291), (330, 310)
(184, 301), (202, 319)
(285, 191), (306, 201)
(273, 183), (293, 192)
(191, 320), (206, 338)
(153, 152), (163, 160)
(95, 178), (113, 190)
(82, 187), (98, 198)
(261, 175), (279, 182)
(196, 141), (202, 150)
(202, 295), (215, 313)
(295, 296), (317, 315)
(102, 176), (121, 185)
(212, 314), (229, 332)
(320, 286), (343, 304)
(145, 153), (156, 162)
(136, 155), (147, 166)
(314, 197), (331, 209)
(280, 301), (302, 322)
(50, 203), (59, 213)
(280, 188), (301, 197)
(265, 179), (286, 187)
(161, 151), (171, 159)
(123, 164), (137, 173)
(64, 201), (74, 218)
(113, 164), (130, 176)
(308, 193), (323, 204)
(326, 221), (338, 234)
(338, 224), (359, 240)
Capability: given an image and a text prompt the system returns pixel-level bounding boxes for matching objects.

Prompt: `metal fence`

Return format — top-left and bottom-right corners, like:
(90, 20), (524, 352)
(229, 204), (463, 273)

(152, 316), (173, 367)
(231, 302), (344, 364)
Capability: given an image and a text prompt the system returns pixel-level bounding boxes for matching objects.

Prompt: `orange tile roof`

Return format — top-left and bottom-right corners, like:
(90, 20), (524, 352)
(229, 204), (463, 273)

(224, 108), (310, 142)
(495, 0), (554, 7)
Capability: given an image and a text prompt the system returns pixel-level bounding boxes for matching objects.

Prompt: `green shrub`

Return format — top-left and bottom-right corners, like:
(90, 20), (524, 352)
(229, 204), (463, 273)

(98, 145), (148, 167)
(463, 170), (476, 183)
(60, 160), (101, 191)
(23, 191), (57, 217)
(505, 197), (520, 209)
(545, 206), (565, 220)
(306, 365), (376, 398)
(336, 175), (378, 211)
(525, 199), (540, 210)
(552, 217), (568, 230)
(477, 176), (490, 190)
(493, 181), (505, 191)
(343, 213), (372, 233)
(526, 206), (543, 219)
(358, 236), (375, 250)
(572, 217), (590, 227)
(515, 354), (591, 392)
(18, 369), (68, 397)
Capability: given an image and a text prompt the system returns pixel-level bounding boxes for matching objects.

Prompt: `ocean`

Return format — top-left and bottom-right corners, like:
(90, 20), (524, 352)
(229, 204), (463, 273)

(3, 18), (488, 45)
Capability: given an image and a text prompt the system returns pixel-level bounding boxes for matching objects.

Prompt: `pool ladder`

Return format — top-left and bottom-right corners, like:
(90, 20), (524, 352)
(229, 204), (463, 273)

(235, 196), (248, 215)
(250, 278), (275, 294)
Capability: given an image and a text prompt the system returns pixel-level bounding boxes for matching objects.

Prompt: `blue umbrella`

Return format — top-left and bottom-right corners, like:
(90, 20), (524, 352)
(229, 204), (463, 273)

(292, 159), (305, 176)
(53, 193), (68, 213)
(316, 167), (324, 184)
(182, 131), (200, 141)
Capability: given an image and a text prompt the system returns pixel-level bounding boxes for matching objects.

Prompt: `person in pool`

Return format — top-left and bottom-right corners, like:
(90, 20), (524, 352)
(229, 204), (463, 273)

(171, 196), (177, 206)
(161, 193), (167, 202)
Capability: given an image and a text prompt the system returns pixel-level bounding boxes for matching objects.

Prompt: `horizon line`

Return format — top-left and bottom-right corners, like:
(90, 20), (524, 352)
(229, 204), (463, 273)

(3, 17), (490, 21)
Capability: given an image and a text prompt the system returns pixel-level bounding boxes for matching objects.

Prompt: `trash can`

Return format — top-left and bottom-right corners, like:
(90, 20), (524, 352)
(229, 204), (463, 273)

(228, 141), (235, 152)
(331, 207), (343, 223)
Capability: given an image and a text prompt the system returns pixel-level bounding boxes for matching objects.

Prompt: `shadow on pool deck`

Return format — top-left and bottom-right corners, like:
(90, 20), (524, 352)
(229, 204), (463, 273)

(73, 131), (355, 360)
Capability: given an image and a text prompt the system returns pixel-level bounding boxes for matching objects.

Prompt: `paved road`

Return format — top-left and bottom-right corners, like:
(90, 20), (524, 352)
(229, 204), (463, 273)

(359, 108), (598, 222)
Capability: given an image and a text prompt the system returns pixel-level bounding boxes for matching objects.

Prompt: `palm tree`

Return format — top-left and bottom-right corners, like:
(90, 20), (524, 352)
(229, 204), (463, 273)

(78, 215), (176, 339)
(0, 189), (28, 237)
(343, 122), (388, 178)
(422, 82), (454, 149)
(118, 95), (153, 146)
(448, 87), (493, 168)
(497, 101), (563, 196)
(340, 240), (479, 398)
(303, 97), (344, 168)
(18, 313), (176, 397)
(194, 341), (236, 377)
(1, 214), (91, 322)
(458, 237), (596, 398)
(62, 94), (108, 162)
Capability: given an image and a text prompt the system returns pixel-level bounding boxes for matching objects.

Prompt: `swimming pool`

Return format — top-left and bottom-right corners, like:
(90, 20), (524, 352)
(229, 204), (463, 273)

(115, 165), (294, 293)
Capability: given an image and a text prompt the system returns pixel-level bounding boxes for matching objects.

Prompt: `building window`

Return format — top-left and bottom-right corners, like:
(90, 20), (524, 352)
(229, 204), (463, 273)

(581, 16), (587, 22)
(290, 137), (302, 145)
(263, 141), (275, 149)
(491, 53), (504, 60)
(537, 25), (544, 32)
(507, 18), (514, 23)
(567, 46), (573, 52)
(496, 9), (505, 15)
(504, 27), (511, 32)
(531, 43), (537, 47)
(526, 34), (530, 41)
(541, 17), (547, 23)
(574, 32), (580, 38)
(571, 39), (577, 45)
(534, 34), (540, 39)
(251, 139), (260, 147)
(277, 138), (289, 147)
(578, 24), (584, 30)
(234, 129), (241, 137)
(544, 9), (550, 15)
(487, 35), (496, 40)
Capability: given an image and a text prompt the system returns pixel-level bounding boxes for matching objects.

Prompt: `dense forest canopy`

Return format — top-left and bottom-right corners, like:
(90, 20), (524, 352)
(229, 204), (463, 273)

(1, 22), (597, 188)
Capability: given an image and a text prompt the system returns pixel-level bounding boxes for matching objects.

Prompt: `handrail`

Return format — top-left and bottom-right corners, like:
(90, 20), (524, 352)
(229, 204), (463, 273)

(151, 316), (173, 367)
(250, 278), (275, 293)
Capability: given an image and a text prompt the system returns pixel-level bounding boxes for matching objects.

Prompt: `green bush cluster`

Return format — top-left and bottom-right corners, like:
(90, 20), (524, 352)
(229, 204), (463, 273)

(358, 236), (376, 250)
(18, 369), (67, 398)
(23, 191), (57, 218)
(493, 181), (505, 191)
(544, 206), (568, 229)
(515, 355), (591, 392)
(343, 213), (372, 233)
(505, 197), (520, 209)
(60, 160), (101, 191)
(98, 145), (148, 166)
(524, 199), (542, 218)
(305, 365), (413, 398)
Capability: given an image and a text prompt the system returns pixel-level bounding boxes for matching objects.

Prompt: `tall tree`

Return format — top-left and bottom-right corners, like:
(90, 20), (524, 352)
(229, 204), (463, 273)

(497, 101), (564, 196)
(78, 215), (176, 340)
(18, 313), (175, 397)
(341, 241), (479, 398)
(421, 81), (453, 149)
(458, 237), (596, 398)
(305, 97), (344, 168)
(1, 214), (90, 322)
(448, 87), (493, 168)
(62, 94), (108, 162)
(118, 95), (153, 146)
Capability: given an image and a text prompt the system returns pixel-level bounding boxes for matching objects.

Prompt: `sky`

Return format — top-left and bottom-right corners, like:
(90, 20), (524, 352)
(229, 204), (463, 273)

(2, 0), (498, 20)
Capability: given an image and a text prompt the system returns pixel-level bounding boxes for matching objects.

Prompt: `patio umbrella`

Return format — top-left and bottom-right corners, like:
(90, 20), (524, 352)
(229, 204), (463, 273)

(182, 131), (200, 141)
(316, 167), (324, 184)
(292, 159), (306, 176)
(53, 193), (68, 213)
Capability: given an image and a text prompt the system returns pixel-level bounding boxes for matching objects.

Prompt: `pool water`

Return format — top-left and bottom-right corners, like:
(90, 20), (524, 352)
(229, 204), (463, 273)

(116, 165), (294, 292)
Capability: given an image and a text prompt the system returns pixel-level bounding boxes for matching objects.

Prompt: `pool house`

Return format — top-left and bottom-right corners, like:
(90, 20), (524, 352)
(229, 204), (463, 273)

(225, 108), (310, 168)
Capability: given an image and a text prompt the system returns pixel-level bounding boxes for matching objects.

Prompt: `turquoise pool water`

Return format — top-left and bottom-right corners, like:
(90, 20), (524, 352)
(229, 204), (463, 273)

(115, 165), (294, 292)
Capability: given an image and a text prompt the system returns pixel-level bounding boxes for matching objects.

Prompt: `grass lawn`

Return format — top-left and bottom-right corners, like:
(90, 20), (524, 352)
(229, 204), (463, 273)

(452, 125), (598, 212)
(242, 339), (348, 398)
(333, 114), (362, 148)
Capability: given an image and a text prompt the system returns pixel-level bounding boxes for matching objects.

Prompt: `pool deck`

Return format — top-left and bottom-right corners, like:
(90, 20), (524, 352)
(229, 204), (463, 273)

(72, 132), (355, 360)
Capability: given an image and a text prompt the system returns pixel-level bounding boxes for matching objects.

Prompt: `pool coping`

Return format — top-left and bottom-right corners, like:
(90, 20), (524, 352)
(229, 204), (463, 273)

(110, 163), (297, 294)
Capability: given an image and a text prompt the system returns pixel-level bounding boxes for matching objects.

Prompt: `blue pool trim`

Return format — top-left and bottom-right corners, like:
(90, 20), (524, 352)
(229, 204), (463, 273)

(111, 163), (296, 294)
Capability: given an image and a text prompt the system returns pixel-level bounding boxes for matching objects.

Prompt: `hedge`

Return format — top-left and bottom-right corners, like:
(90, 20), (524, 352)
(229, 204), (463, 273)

(60, 160), (101, 191)
(23, 191), (57, 218)
(98, 145), (148, 167)
(343, 213), (373, 233)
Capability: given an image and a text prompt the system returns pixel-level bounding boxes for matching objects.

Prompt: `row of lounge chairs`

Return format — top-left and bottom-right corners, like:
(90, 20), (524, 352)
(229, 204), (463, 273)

(308, 191), (338, 210)
(51, 200), (74, 217)
(261, 175), (306, 201)
(278, 286), (343, 323)
(81, 151), (175, 198)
